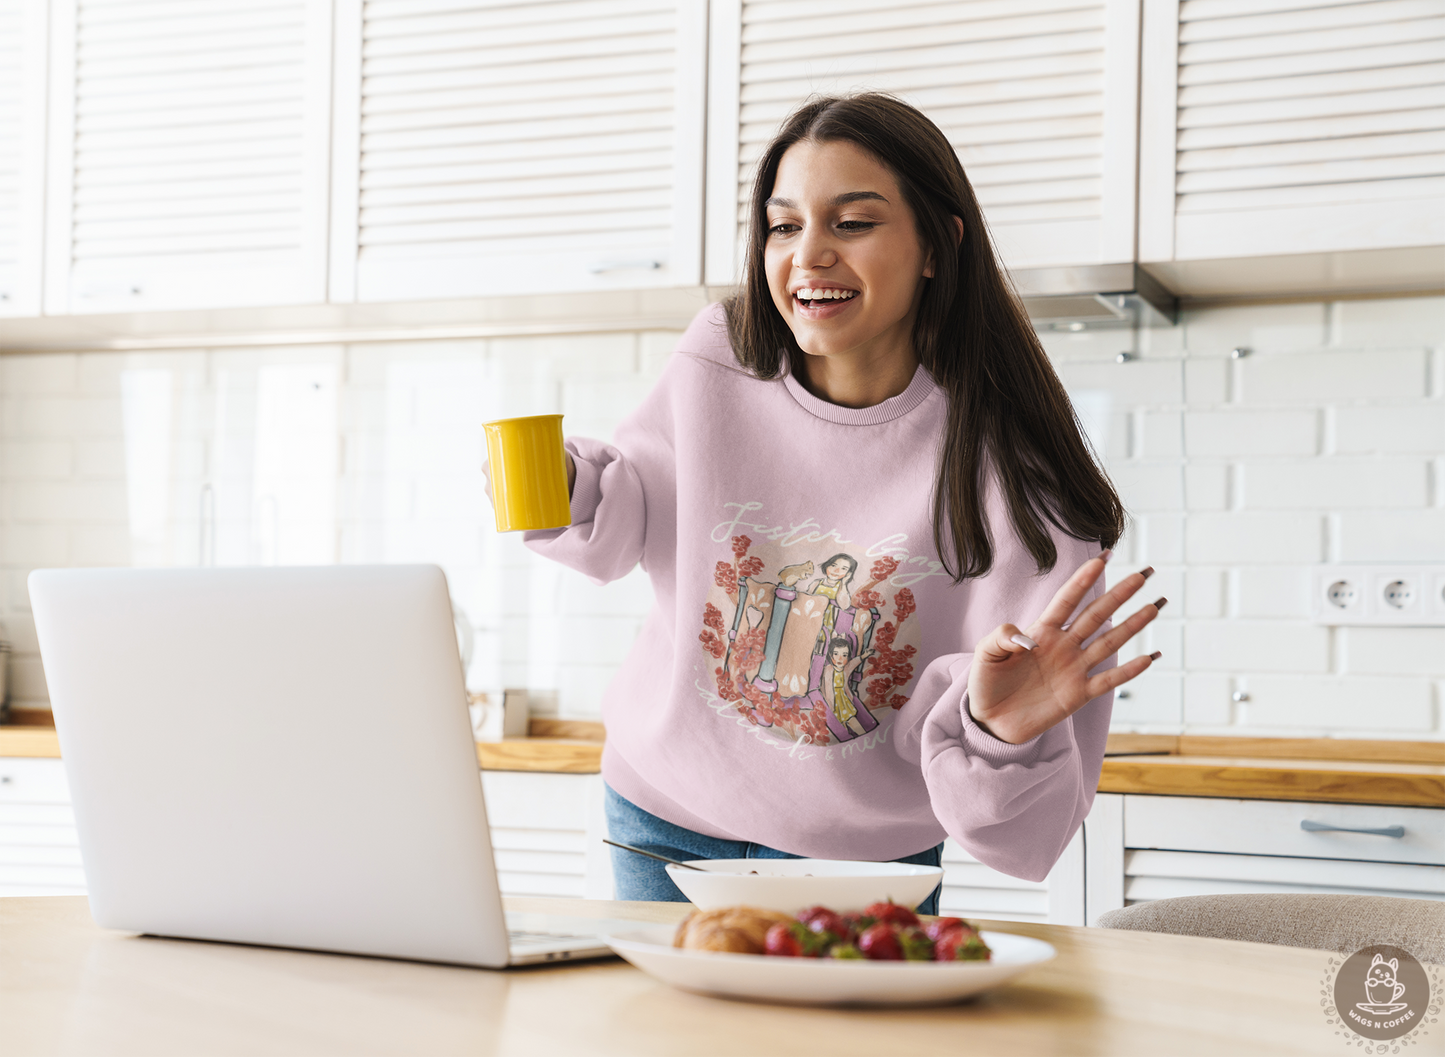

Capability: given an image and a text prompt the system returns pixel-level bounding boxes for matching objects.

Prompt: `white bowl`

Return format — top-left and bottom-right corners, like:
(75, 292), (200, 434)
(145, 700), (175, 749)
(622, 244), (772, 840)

(605, 924), (1055, 1006)
(664, 858), (943, 914)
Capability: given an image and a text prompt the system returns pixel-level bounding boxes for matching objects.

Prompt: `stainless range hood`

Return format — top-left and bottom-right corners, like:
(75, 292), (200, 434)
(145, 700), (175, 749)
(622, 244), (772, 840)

(1013, 264), (1178, 330)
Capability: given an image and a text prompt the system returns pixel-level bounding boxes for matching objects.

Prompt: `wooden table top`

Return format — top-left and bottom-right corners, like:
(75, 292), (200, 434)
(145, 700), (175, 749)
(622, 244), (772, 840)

(1, 895), (1364, 1056)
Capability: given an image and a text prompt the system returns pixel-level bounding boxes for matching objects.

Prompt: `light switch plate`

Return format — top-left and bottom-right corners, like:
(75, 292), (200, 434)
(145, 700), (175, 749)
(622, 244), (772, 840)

(1311, 565), (1445, 626)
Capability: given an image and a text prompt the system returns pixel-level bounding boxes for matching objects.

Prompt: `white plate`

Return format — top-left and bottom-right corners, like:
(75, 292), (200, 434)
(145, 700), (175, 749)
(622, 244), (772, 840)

(663, 858), (943, 914)
(605, 924), (1055, 1006)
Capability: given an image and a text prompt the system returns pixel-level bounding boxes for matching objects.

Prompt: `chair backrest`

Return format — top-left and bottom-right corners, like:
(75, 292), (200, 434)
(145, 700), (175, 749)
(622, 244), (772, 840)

(1096, 894), (1445, 965)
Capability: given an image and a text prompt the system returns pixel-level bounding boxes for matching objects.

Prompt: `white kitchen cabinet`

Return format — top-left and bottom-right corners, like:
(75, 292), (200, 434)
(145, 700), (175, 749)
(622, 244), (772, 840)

(0, 757), (85, 896)
(0, 0), (46, 316)
(480, 770), (613, 901)
(1137, 0), (1445, 297)
(327, 0), (707, 303)
(941, 828), (1085, 925)
(1084, 793), (1445, 924)
(704, 0), (1143, 283)
(41, 0), (333, 314)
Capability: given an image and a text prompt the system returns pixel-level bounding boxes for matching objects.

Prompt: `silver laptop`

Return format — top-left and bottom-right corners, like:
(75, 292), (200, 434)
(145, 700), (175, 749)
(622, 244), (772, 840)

(28, 564), (613, 967)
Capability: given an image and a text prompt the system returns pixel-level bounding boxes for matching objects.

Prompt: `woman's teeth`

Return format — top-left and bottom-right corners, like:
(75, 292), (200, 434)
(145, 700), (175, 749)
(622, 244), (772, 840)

(796, 289), (857, 303)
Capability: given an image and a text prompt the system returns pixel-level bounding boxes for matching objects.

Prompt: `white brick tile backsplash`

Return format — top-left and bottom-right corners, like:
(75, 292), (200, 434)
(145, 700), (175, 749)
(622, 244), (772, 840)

(1336, 510), (1445, 562)
(1183, 673), (1232, 725)
(65, 526), (130, 567)
(1109, 463), (1181, 511)
(1111, 672), (1183, 728)
(1183, 463), (1228, 511)
(0, 612), (37, 653)
(1184, 410), (1319, 457)
(1341, 627), (1445, 677)
(1331, 296), (1445, 349)
(1238, 676), (1433, 732)
(1140, 514), (1184, 563)
(1232, 564), (1312, 619)
(1038, 328), (1129, 363)
(490, 333), (636, 376)
(1, 441), (73, 480)
(8, 654), (49, 701)
(1184, 568), (1225, 618)
(1, 298), (1439, 740)
(1334, 405), (1445, 454)
(1241, 458), (1429, 510)
(13, 397), (124, 439)
(1238, 348), (1428, 405)
(1182, 302), (1327, 354)
(1183, 357), (1228, 408)
(1185, 512), (1324, 564)
(1184, 620), (1330, 673)
(1140, 411), (1183, 458)
(11, 481), (129, 523)
(0, 525), (69, 567)
(1, 354), (78, 394)
(1056, 360), (1183, 407)
(73, 439), (125, 479)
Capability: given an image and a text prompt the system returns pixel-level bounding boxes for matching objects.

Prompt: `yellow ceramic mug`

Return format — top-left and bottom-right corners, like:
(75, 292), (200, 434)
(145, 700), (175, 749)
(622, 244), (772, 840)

(483, 415), (572, 532)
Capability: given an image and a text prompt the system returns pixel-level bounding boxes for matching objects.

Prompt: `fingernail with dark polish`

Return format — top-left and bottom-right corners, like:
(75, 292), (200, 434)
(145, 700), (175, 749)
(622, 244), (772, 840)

(1154, 596), (1168, 611)
(1140, 566), (1155, 580)
(1149, 650), (1162, 661)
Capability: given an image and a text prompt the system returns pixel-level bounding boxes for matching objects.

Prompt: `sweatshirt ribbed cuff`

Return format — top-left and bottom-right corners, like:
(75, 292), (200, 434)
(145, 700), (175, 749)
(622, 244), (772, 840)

(960, 692), (1045, 767)
(566, 439), (605, 522)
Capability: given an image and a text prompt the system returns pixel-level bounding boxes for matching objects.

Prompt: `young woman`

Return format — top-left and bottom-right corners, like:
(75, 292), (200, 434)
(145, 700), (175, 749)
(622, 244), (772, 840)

(516, 94), (1162, 911)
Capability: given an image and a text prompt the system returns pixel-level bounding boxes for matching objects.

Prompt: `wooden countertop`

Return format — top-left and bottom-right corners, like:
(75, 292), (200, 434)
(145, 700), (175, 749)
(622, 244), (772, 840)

(1099, 734), (1445, 808)
(5, 711), (1441, 805)
(0, 710), (608, 774)
(0, 894), (1369, 1056)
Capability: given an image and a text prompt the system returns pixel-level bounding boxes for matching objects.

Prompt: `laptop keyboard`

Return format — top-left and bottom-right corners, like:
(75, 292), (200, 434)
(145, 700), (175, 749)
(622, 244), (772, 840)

(507, 928), (598, 946)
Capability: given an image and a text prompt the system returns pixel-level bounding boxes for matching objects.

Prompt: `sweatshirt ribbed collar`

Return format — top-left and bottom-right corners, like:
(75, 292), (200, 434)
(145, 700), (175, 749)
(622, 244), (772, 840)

(782, 359), (939, 425)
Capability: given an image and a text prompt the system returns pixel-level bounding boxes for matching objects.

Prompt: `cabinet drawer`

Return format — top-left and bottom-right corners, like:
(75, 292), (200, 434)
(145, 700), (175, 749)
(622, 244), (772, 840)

(0, 758), (72, 805)
(1124, 797), (1443, 865)
(1124, 849), (1443, 904)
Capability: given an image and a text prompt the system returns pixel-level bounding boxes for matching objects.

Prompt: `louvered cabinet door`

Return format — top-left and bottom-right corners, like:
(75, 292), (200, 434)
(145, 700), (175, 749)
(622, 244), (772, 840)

(1139, 0), (1445, 274)
(0, 0), (46, 317)
(331, 0), (707, 303)
(42, 0), (333, 315)
(704, 0), (1143, 283)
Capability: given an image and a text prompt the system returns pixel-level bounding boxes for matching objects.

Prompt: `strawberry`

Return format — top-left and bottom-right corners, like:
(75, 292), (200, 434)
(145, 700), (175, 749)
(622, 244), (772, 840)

(764, 921), (802, 957)
(863, 901), (920, 929)
(856, 922), (904, 961)
(840, 911), (876, 936)
(923, 917), (967, 942)
(829, 943), (864, 959)
(899, 926), (936, 961)
(934, 924), (992, 962)
(797, 906), (851, 942)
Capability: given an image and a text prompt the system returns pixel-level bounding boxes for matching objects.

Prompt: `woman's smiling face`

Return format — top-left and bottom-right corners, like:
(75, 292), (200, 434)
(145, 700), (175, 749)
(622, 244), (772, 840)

(764, 138), (933, 367)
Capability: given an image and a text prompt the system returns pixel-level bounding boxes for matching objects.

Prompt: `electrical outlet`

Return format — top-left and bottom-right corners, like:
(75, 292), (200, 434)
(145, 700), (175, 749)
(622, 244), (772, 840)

(1313, 565), (1445, 626)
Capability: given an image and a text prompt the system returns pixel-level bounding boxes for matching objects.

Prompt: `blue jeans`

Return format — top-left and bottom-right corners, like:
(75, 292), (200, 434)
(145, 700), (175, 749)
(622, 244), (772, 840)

(604, 784), (944, 915)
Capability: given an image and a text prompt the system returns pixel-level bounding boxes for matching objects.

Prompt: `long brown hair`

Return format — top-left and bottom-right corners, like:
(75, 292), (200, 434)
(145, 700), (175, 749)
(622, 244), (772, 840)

(724, 93), (1125, 580)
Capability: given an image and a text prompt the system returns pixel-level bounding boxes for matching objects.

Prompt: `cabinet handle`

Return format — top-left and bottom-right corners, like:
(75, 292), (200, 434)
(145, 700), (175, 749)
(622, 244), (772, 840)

(1301, 820), (1404, 838)
(588, 260), (662, 274)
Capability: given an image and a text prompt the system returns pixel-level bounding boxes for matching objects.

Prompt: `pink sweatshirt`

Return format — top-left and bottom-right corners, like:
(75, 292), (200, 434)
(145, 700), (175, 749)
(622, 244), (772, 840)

(522, 303), (1113, 882)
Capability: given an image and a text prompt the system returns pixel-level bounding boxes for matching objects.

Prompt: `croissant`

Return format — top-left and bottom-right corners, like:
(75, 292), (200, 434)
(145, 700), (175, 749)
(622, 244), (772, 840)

(673, 906), (795, 954)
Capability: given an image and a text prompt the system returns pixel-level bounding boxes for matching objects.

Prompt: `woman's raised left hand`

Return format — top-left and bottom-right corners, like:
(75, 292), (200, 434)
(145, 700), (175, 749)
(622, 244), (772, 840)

(966, 553), (1164, 745)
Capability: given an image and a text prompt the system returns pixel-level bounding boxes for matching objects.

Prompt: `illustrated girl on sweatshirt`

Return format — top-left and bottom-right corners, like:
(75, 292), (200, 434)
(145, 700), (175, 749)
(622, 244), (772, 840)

(802, 553), (857, 654)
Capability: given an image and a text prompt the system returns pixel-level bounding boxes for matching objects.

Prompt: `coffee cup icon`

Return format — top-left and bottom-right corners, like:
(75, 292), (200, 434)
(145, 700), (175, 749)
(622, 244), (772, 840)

(1357, 954), (1408, 1014)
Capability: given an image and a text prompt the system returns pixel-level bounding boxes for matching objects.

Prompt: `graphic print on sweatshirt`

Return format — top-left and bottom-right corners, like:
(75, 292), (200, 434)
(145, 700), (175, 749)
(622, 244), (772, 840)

(696, 502), (933, 753)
